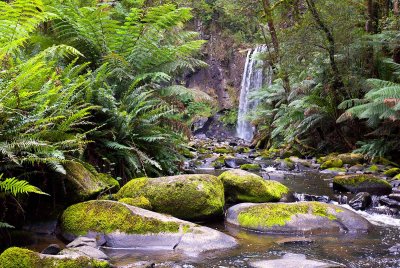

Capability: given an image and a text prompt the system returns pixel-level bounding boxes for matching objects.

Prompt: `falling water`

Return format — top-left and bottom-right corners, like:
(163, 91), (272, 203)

(236, 45), (271, 141)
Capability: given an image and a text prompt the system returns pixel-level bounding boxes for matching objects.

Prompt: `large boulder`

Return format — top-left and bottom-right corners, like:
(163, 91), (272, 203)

(59, 200), (237, 256)
(333, 174), (392, 195)
(0, 247), (110, 268)
(218, 169), (288, 203)
(63, 161), (119, 201)
(226, 202), (372, 234)
(115, 174), (224, 220)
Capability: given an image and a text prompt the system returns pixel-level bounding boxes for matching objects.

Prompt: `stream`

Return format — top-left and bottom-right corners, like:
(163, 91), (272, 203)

(26, 170), (400, 268)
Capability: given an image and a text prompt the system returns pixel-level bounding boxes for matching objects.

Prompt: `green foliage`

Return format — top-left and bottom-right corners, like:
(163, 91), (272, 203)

(0, 175), (47, 196)
(220, 109), (238, 127)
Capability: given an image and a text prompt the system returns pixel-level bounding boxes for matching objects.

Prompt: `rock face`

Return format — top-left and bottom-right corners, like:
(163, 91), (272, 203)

(333, 174), (392, 195)
(59, 200), (238, 256)
(250, 253), (345, 268)
(226, 202), (372, 234)
(0, 247), (110, 268)
(115, 174), (225, 221)
(63, 161), (120, 201)
(218, 169), (288, 203)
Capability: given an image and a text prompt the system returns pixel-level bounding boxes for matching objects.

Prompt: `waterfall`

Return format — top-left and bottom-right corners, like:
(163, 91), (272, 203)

(236, 45), (271, 141)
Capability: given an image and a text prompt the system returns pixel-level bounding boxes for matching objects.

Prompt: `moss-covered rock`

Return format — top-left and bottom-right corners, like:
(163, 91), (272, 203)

(63, 161), (119, 201)
(212, 155), (226, 169)
(333, 174), (392, 195)
(115, 174), (225, 220)
(218, 170), (288, 203)
(384, 168), (400, 177)
(260, 148), (281, 159)
(59, 200), (238, 254)
(214, 147), (233, 154)
(366, 165), (380, 174)
(118, 197), (152, 210)
(226, 202), (372, 234)
(240, 164), (261, 171)
(0, 247), (110, 268)
(320, 159), (343, 170)
(372, 157), (399, 167)
(336, 153), (364, 165)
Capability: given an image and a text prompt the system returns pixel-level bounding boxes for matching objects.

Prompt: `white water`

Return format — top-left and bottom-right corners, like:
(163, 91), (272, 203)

(236, 45), (271, 141)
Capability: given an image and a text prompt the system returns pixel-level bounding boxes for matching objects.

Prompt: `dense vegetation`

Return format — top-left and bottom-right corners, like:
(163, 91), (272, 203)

(2, 0), (400, 256)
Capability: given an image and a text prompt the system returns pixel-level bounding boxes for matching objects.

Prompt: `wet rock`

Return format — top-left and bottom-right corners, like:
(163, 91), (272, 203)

(41, 244), (61, 255)
(320, 159), (343, 170)
(389, 244), (400, 254)
(276, 158), (295, 171)
(384, 168), (400, 177)
(226, 202), (372, 234)
(59, 246), (109, 260)
(348, 164), (364, 173)
(379, 196), (400, 208)
(368, 206), (398, 216)
(240, 163), (262, 171)
(348, 192), (372, 210)
(333, 174), (392, 195)
(389, 193), (400, 202)
(218, 169), (288, 203)
(320, 167), (347, 175)
(249, 253), (345, 268)
(293, 193), (330, 203)
(224, 157), (251, 168)
(66, 236), (98, 248)
(59, 200), (238, 256)
(115, 174), (224, 221)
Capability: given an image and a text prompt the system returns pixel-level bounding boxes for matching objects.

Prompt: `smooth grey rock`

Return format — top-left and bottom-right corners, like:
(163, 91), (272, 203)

(224, 157), (250, 168)
(66, 236), (98, 248)
(41, 244), (61, 255)
(250, 253), (345, 268)
(226, 202), (372, 234)
(60, 201), (238, 256)
(58, 246), (109, 260)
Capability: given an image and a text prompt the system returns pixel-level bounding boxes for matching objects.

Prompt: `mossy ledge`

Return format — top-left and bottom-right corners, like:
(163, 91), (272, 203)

(237, 202), (340, 229)
(60, 200), (180, 237)
(0, 247), (110, 268)
(118, 196), (152, 210)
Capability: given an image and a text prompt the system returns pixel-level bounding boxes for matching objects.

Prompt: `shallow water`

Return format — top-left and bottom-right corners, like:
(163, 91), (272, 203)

(28, 171), (400, 267)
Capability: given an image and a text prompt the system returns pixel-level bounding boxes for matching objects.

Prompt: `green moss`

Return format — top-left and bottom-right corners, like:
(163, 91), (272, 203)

(237, 146), (251, 153)
(321, 159), (343, 169)
(261, 148), (280, 159)
(215, 147), (233, 154)
(240, 164), (261, 171)
(372, 157), (398, 167)
(212, 156), (226, 168)
(326, 167), (347, 172)
(0, 247), (40, 268)
(197, 148), (209, 154)
(336, 153), (364, 165)
(218, 170), (288, 203)
(366, 165), (380, 173)
(115, 175), (224, 220)
(118, 196), (152, 210)
(0, 247), (110, 268)
(334, 174), (391, 188)
(63, 161), (119, 201)
(60, 200), (180, 236)
(384, 168), (400, 177)
(237, 202), (337, 229)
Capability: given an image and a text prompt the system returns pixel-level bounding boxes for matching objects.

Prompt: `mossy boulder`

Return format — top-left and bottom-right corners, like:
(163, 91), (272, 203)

(372, 157), (399, 167)
(240, 164), (261, 171)
(366, 165), (380, 174)
(115, 174), (224, 220)
(320, 159), (343, 170)
(333, 174), (392, 195)
(118, 197), (152, 210)
(226, 202), (372, 234)
(59, 200), (237, 255)
(214, 147), (233, 154)
(384, 168), (400, 177)
(0, 247), (110, 268)
(336, 153), (364, 165)
(218, 170), (288, 203)
(63, 161), (119, 201)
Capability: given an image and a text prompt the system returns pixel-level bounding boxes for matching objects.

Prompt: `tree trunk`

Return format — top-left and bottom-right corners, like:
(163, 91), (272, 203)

(260, 0), (291, 92)
(366, 0), (379, 33)
(305, 0), (343, 91)
(395, 0), (399, 16)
